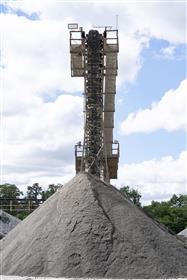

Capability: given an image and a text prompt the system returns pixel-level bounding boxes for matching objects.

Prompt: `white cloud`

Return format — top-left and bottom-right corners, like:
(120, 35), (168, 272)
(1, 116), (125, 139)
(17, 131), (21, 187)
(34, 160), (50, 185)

(0, 1), (186, 198)
(0, 13), (83, 98)
(118, 33), (149, 85)
(115, 151), (187, 205)
(1, 2), (185, 116)
(1, 0), (185, 95)
(125, 2), (185, 44)
(0, 12), (147, 100)
(160, 45), (176, 57)
(154, 45), (182, 60)
(6, 1), (186, 44)
(120, 79), (187, 135)
(2, 94), (83, 190)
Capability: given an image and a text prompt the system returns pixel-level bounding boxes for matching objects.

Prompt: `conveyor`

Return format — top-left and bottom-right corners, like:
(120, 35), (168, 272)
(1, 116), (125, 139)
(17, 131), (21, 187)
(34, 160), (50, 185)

(70, 27), (119, 182)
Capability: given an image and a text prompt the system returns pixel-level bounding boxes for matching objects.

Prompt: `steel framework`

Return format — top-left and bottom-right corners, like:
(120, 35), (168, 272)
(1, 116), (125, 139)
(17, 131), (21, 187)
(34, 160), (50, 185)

(70, 28), (119, 182)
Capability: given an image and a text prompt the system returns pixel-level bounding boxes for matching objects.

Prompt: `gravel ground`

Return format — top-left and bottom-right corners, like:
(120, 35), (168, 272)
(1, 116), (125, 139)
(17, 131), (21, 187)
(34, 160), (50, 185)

(0, 277), (123, 280)
(0, 210), (20, 239)
(0, 277), (183, 280)
(0, 172), (187, 278)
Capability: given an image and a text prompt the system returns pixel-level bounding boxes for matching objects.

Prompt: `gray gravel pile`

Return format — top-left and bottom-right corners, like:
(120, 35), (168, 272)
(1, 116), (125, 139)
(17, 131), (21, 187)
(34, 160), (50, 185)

(0, 210), (20, 239)
(178, 228), (187, 237)
(1, 172), (187, 278)
(178, 228), (187, 246)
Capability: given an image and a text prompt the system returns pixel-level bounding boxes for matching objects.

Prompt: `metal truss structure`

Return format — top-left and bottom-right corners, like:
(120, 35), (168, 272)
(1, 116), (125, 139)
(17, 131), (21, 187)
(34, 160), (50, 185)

(70, 27), (119, 182)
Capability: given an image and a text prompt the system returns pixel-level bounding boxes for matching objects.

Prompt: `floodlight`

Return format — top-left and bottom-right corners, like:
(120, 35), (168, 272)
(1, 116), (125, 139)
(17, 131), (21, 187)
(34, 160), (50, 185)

(68, 23), (78, 30)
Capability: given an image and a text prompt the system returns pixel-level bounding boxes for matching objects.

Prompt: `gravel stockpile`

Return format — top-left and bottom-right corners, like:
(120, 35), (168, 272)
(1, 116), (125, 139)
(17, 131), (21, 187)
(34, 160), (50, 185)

(1, 172), (187, 278)
(178, 228), (187, 237)
(0, 210), (20, 239)
(178, 228), (187, 246)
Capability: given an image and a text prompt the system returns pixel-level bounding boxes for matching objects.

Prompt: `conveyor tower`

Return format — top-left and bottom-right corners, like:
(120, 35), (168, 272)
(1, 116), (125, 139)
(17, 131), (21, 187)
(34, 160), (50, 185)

(69, 27), (119, 182)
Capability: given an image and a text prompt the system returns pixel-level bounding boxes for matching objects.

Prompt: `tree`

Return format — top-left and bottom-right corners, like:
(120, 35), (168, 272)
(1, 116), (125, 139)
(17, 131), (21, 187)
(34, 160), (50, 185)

(0, 183), (23, 199)
(143, 194), (187, 234)
(169, 194), (187, 208)
(26, 183), (42, 202)
(42, 184), (62, 200)
(0, 183), (23, 213)
(16, 210), (30, 220)
(120, 186), (141, 206)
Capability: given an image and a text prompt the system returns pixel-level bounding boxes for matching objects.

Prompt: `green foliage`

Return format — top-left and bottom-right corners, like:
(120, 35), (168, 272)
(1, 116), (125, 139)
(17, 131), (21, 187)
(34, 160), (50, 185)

(0, 183), (23, 214)
(0, 183), (23, 199)
(120, 186), (141, 206)
(42, 184), (63, 200)
(169, 194), (187, 208)
(15, 210), (31, 220)
(143, 194), (187, 234)
(26, 183), (42, 201)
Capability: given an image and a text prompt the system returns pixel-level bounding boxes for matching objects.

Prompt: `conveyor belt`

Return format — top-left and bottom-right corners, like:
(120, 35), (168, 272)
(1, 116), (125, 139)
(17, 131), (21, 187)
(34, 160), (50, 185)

(84, 30), (104, 177)
(70, 28), (119, 181)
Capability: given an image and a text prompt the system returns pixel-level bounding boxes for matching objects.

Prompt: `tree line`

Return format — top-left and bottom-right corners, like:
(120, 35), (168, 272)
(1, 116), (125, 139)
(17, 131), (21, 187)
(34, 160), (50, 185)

(0, 183), (62, 219)
(0, 183), (186, 234)
(120, 186), (187, 234)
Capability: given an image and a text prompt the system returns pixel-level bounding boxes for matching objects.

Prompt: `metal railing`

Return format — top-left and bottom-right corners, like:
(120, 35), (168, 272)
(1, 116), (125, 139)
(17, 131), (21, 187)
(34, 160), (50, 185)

(0, 198), (45, 213)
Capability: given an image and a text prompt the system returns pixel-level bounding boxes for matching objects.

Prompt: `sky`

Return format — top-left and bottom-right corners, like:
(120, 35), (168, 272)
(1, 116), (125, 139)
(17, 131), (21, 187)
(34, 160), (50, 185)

(0, 0), (186, 204)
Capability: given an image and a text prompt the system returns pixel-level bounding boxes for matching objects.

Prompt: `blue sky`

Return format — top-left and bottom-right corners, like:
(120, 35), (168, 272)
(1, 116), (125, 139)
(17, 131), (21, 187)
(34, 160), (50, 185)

(118, 39), (185, 114)
(0, 1), (186, 204)
(115, 38), (186, 164)
(0, 3), (39, 20)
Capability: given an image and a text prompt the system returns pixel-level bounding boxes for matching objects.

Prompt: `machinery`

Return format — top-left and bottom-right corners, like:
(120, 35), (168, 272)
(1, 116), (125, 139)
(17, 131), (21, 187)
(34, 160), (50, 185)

(69, 25), (119, 182)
